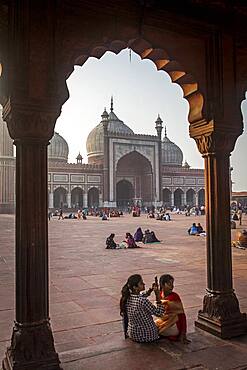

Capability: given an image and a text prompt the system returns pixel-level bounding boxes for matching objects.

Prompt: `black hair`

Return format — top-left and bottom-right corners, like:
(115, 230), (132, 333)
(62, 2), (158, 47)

(109, 233), (115, 238)
(120, 274), (142, 315)
(159, 274), (174, 289)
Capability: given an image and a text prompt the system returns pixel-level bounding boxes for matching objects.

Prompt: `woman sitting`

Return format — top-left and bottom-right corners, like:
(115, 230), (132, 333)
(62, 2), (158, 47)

(155, 274), (189, 343)
(134, 227), (143, 242)
(105, 233), (118, 249)
(125, 232), (140, 248)
(120, 274), (165, 342)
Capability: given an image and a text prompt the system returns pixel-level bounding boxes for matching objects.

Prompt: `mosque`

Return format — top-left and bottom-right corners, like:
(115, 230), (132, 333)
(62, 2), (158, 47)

(0, 101), (205, 213)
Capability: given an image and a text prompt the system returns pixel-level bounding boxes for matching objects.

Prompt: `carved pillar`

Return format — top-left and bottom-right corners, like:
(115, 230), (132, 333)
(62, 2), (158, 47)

(2, 105), (61, 370)
(191, 121), (247, 338)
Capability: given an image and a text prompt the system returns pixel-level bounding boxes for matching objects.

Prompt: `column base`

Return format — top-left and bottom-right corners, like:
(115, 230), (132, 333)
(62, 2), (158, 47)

(195, 311), (247, 339)
(195, 290), (247, 339)
(2, 320), (62, 370)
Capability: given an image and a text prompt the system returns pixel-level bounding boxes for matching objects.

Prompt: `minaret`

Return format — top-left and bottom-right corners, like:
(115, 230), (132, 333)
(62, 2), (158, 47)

(0, 105), (15, 213)
(155, 114), (163, 140)
(155, 114), (163, 205)
(102, 108), (109, 206)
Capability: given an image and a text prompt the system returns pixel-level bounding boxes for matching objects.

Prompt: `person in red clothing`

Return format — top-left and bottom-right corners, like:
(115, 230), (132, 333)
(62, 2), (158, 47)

(155, 274), (190, 343)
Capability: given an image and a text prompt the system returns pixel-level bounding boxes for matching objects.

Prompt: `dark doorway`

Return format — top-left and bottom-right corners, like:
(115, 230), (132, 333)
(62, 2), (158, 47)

(54, 187), (67, 209)
(88, 187), (99, 208)
(116, 180), (134, 207)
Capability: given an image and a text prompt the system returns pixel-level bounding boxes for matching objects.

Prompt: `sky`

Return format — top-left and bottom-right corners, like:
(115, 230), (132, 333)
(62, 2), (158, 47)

(55, 49), (247, 192)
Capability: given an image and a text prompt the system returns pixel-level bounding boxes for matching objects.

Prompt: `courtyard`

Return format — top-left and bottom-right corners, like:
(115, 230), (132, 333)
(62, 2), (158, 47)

(0, 213), (247, 369)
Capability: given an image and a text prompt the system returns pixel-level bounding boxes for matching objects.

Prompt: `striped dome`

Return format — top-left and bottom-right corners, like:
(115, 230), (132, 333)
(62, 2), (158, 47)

(162, 134), (183, 166)
(48, 132), (69, 162)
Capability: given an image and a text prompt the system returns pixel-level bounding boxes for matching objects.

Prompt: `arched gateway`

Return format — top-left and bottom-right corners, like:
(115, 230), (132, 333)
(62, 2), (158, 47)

(1, 2), (246, 369)
(116, 151), (153, 206)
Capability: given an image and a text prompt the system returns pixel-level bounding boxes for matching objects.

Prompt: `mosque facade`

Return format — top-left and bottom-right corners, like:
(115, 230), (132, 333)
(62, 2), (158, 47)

(0, 102), (205, 213)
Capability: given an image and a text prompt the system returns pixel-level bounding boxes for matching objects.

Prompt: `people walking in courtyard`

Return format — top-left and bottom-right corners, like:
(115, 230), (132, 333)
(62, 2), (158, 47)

(120, 274), (165, 342)
(155, 274), (189, 343)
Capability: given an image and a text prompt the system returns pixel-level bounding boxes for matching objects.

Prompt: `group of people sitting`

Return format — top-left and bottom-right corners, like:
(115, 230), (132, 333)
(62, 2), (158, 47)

(187, 222), (205, 236)
(120, 273), (189, 344)
(156, 212), (171, 221)
(135, 228), (160, 243)
(106, 232), (140, 249)
(106, 228), (160, 249)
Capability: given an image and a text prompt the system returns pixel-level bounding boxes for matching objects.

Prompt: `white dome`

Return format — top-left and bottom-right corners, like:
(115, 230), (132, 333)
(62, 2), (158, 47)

(162, 134), (183, 166)
(48, 132), (69, 162)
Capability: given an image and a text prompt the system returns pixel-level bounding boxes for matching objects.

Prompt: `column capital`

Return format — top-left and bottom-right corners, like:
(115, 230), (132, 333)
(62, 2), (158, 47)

(3, 99), (61, 142)
(189, 119), (243, 156)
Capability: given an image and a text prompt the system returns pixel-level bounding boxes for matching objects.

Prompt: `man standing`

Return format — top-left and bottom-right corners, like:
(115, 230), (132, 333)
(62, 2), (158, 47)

(238, 208), (243, 226)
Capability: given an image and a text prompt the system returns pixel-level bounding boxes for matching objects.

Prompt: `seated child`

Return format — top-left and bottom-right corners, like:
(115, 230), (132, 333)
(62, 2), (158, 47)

(155, 274), (190, 343)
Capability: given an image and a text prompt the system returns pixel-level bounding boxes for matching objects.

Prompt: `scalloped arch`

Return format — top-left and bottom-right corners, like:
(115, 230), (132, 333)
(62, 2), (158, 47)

(72, 38), (204, 124)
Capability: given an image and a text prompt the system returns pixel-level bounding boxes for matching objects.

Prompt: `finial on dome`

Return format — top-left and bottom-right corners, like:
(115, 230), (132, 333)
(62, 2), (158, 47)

(110, 96), (114, 112)
(164, 126), (167, 138)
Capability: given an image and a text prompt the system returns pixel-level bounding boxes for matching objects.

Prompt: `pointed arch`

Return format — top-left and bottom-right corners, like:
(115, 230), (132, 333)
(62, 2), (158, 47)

(54, 187), (67, 209)
(72, 38), (204, 124)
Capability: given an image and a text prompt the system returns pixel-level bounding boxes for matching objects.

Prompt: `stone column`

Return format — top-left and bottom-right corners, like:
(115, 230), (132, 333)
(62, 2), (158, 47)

(49, 192), (54, 209)
(99, 192), (103, 207)
(191, 123), (247, 338)
(102, 109), (109, 206)
(2, 107), (61, 370)
(66, 192), (71, 208)
(155, 115), (163, 204)
(195, 192), (198, 207)
(171, 192), (174, 207)
(83, 192), (88, 208)
(181, 192), (185, 207)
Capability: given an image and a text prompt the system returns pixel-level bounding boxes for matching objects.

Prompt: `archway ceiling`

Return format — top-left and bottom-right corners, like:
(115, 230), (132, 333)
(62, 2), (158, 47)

(116, 150), (152, 173)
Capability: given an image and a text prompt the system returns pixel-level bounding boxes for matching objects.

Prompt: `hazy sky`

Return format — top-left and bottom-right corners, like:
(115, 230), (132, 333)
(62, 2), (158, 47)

(56, 49), (247, 192)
